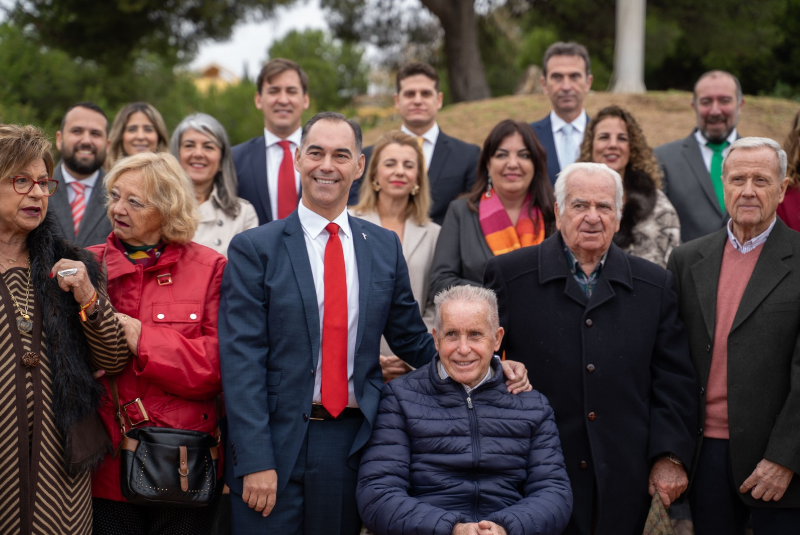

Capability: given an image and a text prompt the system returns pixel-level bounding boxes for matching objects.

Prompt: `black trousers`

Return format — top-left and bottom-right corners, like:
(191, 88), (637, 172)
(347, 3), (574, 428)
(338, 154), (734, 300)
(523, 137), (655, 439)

(690, 437), (800, 535)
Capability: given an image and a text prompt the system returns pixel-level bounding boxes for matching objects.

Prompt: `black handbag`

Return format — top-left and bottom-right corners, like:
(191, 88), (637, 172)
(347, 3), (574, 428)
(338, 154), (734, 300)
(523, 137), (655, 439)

(110, 378), (219, 507)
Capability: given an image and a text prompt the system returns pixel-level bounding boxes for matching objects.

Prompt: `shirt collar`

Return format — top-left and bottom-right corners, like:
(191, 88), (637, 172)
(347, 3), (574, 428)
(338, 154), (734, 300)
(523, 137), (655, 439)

(401, 123), (439, 146)
(695, 128), (738, 147)
(297, 202), (352, 240)
(550, 110), (588, 135)
(265, 127), (302, 149)
(726, 217), (776, 253)
(438, 356), (496, 394)
(60, 163), (100, 189)
(564, 242), (607, 276)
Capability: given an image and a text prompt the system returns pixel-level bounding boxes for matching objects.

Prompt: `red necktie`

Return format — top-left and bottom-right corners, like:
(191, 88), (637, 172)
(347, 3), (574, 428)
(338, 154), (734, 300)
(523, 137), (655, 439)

(322, 222), (348, 417)
(70, 182), (86, 235)
(277, 140), (297, 219)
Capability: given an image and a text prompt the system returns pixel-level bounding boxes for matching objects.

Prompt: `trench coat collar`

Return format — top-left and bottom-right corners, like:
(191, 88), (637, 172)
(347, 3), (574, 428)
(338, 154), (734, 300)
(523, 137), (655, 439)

(538, 232), (634, 309)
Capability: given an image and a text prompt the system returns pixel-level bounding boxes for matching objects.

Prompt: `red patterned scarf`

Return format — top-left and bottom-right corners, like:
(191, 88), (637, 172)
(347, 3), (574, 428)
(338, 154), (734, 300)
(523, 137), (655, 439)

(479, 193), (545, 256)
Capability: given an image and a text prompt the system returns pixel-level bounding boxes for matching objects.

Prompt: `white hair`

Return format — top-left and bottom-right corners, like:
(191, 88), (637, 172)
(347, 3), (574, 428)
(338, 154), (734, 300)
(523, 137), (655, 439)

(554, 162), (624, 220)
(433, 285), (499, 333)
(723, 137), (787, 179)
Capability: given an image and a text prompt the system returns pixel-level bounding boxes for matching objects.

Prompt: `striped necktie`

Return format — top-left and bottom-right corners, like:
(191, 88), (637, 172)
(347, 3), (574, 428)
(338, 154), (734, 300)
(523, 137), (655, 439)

(70, 182), (87, 236)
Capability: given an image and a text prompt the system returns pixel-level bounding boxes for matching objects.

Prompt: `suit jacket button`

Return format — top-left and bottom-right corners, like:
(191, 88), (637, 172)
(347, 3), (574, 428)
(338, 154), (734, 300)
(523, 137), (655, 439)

(588, 412), (596, 421)
(698, 427), (704, 435)
(585, 319), (593, 327)
(303, 413), (309, 422)
(217, 219), (224, 226)
(580, 461), (588, 469)
(214, 238), (222, 246)
(707, 344), (711, 352)
(586, 364), (595, 373)
(700, 387), (705, 395)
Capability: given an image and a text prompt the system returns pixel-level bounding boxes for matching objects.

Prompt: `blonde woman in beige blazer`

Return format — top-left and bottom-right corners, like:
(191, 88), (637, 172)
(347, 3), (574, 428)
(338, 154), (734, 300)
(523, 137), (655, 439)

(350, 130), (440, 381)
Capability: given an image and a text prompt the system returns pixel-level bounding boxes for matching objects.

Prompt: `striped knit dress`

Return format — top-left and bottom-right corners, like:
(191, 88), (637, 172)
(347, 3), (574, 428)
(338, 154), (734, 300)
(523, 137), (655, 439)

(0, 267), (128, 534)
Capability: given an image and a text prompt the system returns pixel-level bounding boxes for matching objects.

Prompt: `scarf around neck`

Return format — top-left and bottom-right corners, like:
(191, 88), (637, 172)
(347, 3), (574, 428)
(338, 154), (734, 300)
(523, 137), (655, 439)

(479, 192), (545, 256)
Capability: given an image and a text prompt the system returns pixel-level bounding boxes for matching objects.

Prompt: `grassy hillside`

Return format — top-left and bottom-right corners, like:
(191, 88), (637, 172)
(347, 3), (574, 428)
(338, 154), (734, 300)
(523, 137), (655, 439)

(363, 91), (800, 150)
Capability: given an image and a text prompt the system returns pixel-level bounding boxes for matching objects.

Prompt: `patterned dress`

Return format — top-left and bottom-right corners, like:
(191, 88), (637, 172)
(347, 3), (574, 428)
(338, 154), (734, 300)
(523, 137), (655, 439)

(623, 189), (682, 268)
(0, 267), (127, 534)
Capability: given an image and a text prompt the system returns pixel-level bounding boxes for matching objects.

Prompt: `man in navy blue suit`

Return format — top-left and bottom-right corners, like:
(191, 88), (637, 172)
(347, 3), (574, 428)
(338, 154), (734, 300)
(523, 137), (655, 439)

(530, 42), (593, 185)
(233, 58), (309, 224)
(347, 62), (480, 225)
(220, 112), (530, 535)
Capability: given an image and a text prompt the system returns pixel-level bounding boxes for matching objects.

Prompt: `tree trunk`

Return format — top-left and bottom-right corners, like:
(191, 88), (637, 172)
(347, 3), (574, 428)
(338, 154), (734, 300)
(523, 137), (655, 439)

(610, 0), (647, 93)
(422, 0), (491, 103)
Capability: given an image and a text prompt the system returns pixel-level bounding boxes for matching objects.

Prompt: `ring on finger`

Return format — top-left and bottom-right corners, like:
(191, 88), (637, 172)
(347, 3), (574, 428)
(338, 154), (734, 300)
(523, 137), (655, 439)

(57, 268), (78, 278)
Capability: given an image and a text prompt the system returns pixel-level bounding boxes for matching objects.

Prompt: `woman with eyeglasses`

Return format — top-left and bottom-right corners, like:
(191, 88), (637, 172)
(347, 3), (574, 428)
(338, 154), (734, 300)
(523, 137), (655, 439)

(0, 124), (128, 534)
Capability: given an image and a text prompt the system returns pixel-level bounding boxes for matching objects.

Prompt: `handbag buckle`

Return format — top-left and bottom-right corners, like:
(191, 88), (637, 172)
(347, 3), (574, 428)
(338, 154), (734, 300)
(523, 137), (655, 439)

(157, 273), (173, 286)
(121, 398), (150, 427)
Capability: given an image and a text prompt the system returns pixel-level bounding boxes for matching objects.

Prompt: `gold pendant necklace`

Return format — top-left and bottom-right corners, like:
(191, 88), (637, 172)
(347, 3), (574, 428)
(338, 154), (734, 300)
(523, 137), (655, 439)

(1, 259), (33, 334)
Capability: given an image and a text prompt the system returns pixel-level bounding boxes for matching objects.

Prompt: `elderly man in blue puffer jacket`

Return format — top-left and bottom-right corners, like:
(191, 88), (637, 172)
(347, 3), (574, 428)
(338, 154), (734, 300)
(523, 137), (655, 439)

(357, 285), (572, 535)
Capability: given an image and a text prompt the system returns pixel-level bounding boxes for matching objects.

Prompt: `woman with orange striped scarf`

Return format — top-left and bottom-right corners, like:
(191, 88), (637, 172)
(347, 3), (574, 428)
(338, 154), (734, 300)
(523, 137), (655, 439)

(430, 120), (556, 297)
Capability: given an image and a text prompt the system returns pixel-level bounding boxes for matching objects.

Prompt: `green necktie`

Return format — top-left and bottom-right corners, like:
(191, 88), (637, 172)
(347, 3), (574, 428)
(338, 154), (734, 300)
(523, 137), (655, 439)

(707, 141), (729, 212)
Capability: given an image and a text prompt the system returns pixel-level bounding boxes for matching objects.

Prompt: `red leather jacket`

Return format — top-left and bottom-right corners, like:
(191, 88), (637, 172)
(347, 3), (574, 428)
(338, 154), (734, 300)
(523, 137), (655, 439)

(89, 234), (226, 501)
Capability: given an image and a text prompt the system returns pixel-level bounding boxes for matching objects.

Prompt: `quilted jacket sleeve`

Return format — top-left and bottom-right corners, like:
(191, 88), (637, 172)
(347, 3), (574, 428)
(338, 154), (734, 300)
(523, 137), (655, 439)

(357, 382), (464, 535)
(487, 394), (573, 535)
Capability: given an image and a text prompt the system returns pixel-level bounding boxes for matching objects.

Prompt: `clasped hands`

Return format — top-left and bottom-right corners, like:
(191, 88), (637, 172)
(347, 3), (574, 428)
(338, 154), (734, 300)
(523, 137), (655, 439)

(453, 521), (506, 535)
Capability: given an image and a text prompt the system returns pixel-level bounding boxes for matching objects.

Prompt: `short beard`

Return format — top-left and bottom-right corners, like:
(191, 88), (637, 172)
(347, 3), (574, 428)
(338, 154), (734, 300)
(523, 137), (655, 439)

(701, 128), (733, 145)
(63, 149), (104, 176)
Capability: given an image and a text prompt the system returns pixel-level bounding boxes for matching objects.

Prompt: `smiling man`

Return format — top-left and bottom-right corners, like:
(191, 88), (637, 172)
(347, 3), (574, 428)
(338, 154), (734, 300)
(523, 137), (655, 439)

(347, 62), (480, 225)
(531, 42), (593, 185)
(668, 137), (800, 534)
(50, 102), (111, 247)
(234, 58), (310, 224)
(220, 111), (533, 535)
(655, 70), (745, 242)
(485, 162), (698, 535)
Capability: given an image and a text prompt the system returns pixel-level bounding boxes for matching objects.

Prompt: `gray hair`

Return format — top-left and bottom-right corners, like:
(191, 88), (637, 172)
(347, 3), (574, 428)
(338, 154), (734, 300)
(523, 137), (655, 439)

(723, 137), (787, 179)
(434, 285), (499, 333)
(693, 70), (743, 105)
(542, 41), (591, 76)
(170, 113), (241, 219)
(554, 162), (624, 220)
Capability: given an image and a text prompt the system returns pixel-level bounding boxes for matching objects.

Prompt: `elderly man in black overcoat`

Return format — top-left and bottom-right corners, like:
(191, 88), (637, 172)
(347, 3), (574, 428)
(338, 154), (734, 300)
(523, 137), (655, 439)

(667, 137), (800, 534)
(484, 162), (698, 535)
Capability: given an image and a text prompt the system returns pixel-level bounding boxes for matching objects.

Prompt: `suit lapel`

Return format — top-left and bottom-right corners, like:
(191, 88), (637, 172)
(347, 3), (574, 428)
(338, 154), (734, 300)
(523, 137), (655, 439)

(585, 245), (632, 314)
(690, 229), (727, 341)
(533, 117), (560, 184)
(251, 137), (273, 222)
(350, 216), (372, 357)
(428, 132), (451, 185)
(402, 219), (426, 261)
(77, 169), (108, 243)
(50, 164), (75, 239)
(682, 135), (724, 218)
(283, 214), (321, 368)
(538, 233), (588, 307)
(731, 222), (792, 332)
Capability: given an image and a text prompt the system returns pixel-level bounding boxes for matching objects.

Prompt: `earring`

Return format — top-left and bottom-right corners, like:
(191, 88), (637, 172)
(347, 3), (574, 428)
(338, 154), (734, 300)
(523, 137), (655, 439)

(373, 181), (381, 192)
(485, 176), (493, 198)
(410, 185), (420, 196)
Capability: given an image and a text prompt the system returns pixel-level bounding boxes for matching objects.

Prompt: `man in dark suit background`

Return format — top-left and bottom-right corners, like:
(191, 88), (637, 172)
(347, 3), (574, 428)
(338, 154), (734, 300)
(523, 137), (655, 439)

(668, 137), (800, 534)
(50, 102), (111, 247)
(654, 70), (744, 243)
(530, 42), (593, 185)
(347, 62), (480, 225)
(220, 111), (530, 534)
(485, 162), (698, 535)
(233, 58), (309, 225)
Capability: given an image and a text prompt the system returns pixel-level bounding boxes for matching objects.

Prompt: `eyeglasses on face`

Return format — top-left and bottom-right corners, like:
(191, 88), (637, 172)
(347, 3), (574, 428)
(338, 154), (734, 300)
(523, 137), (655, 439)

(8, 175), (59, 196)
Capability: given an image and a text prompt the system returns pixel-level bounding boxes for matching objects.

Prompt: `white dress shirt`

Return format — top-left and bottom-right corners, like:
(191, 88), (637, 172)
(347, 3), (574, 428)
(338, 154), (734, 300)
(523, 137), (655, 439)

(694, 128), (738, 173)
(265, 127), (302, 219)
(550, 110), (588, 169)
(726, 216), (776, 254)
(61, 163), (101, 205)
(298, 203), (360, 407)
(401, 123), (439, 169)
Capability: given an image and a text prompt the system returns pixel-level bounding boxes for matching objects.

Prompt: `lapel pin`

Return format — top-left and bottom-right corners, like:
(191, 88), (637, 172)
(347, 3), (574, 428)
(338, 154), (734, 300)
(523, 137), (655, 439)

(362, 233), (367, 240)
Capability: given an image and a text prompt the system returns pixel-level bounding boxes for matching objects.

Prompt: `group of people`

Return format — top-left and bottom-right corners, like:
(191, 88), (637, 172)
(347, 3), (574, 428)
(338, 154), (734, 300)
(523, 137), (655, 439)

(1, 38), (799, 535)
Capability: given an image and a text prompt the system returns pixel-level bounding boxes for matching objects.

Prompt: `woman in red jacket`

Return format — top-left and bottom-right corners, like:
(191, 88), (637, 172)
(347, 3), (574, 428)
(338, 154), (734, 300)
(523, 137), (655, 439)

(88, 151), (227, 534)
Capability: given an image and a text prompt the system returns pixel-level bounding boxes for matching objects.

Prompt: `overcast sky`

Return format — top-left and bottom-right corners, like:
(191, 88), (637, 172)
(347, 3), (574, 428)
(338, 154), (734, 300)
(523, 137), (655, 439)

(190, 0), (327, 78)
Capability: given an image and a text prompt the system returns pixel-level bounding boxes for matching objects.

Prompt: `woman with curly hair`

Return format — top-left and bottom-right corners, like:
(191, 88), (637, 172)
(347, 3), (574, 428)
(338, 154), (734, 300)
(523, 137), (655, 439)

(578, 105), (680, 267)
(778, 110), (800, 232)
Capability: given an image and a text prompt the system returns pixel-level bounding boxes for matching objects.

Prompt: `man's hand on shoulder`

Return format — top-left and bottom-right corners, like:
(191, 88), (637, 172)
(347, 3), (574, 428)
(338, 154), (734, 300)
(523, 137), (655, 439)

(242, 469), (278, 517)
(501, 359), (531, 394)
(740, 459), (794, 501)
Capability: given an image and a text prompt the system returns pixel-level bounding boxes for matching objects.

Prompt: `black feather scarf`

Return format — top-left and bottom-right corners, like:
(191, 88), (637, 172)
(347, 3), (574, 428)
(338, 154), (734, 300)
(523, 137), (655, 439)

(24, 213), (109, 474)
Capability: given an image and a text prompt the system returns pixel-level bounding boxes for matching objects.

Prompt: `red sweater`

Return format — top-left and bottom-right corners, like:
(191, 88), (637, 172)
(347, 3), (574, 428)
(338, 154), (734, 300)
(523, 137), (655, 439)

(705, 240), (763, 438)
